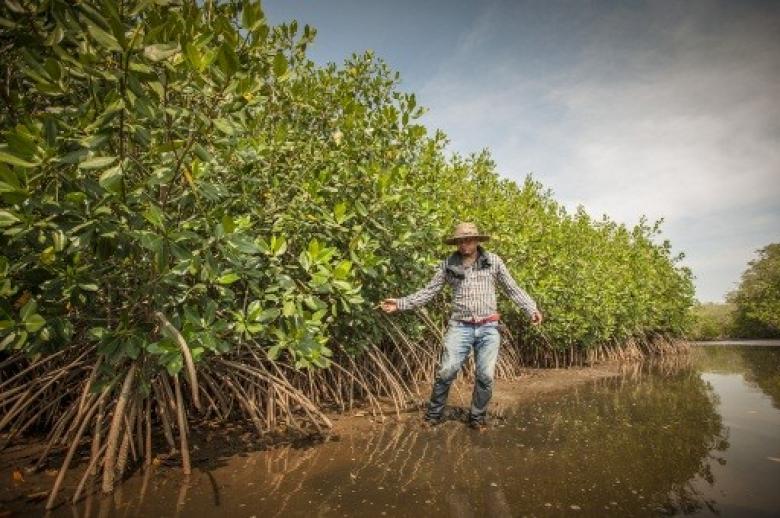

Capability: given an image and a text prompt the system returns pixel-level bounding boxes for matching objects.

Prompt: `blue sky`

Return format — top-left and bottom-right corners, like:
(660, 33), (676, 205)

(265, 0), (780, 303)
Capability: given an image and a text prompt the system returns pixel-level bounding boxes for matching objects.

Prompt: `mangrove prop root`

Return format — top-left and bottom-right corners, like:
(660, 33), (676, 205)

(154, 311), (202, 412)
(173, 374), (191, 475)
(72, 442), (107, 505)
(0, 330), (686, 502)
(102, 363), (137, 494)
(152, 380), (177, 452)
(144, 397), (152, 467)
(45, 390), (106, 510)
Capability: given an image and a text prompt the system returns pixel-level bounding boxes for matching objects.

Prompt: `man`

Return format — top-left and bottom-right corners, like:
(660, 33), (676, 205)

(381, 222), (543, 431)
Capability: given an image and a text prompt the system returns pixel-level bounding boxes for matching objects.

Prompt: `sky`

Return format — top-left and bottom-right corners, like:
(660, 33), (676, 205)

(265, 0), (780, 303)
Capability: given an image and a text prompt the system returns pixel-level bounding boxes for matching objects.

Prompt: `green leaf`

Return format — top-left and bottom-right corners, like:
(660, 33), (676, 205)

(58, 149), (89, 164)
(218, 42), (239, 76)
(0, 164), (19, 188)
(334, 259), (352, 279)
(19, 299), (37, 321)
(84, 99), (124, 133)
(87, 21), (122, 52)
(0, 149), (38, 168)
(213, 118), (235, 135)
(144, 43), (180, 62)
(165, 354), (183, 376)
(333, 202), (347, 223)
(148, 81), (165, 100)
(193, 144), (212, 162)
(271, 235), (287, 257)
(333, 280), (352, 291)
(40, 246), (56, 265)
(0, 209), (20, 227)
(136, 231), (163, 255)
(298, 250), (311, 271)
(217, 272), (240, 285)
(308, 239), (321, 257)
(221, 214), (236, 234)
(128, 62), (153, 74)
(14, 330), (27, 349)
(225, 235), (262, 254)
(241, 1), (263, 30)
(273, 52), (288, 77)
(267, 343), (283, 360)
(184, 42), (202, 70)
(80, 156), (117, 169)
(24, 314), (45, 333)
(143, 204), (165, 229)
(79, 133), (109, 149)
(304, 296), (325, 311)
(45, 25), (64, 47)
(0, 332), (15, 351)
(246, 300), (263, 321)
(257, 308), (280, 323)
(126, 341), (141, 359)
(98, 165), (123, 193)
(3, 1), (24, 14)
(244, 323), (263, 334)
(79, 284), (99, 292)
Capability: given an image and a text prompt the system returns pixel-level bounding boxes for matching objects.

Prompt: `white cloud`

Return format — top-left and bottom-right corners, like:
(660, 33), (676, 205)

(418, 0), (780, 301)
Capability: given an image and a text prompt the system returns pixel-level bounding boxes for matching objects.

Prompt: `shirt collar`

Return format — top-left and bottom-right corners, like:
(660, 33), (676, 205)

(445, 245), (491, 278)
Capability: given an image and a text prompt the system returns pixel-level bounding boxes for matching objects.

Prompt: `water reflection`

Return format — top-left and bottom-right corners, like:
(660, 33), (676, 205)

(733, 347), (780, 409)
(687, 345), (780, 516)
(48, 346), (780, 517)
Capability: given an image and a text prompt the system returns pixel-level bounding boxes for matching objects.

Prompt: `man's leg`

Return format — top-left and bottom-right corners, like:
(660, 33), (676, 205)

(469, 322), (500, 424)
(425, 321), (473, 421)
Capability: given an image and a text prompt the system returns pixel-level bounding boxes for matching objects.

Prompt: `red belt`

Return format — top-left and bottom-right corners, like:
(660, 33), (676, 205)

(459, 313), (500, 325)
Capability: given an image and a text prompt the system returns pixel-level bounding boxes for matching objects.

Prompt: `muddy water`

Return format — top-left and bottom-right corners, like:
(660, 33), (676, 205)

(44, 344), (780, 516)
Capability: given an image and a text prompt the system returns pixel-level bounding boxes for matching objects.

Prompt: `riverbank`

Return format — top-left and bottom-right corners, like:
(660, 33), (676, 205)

(328, 360), (629, 436)
(1, 360), (631, 513)
(689, 339), (780, 347)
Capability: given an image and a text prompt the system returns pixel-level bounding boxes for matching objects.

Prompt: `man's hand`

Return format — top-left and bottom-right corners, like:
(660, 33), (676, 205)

(530, 310), (543, 326)
(380, 298), (399, 313)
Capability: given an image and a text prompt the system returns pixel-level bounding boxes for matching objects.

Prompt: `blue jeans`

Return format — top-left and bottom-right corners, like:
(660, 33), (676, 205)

(425, 319), (501, 423)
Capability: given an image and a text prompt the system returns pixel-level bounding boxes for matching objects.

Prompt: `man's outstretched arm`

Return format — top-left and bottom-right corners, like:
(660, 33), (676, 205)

(381, 261), (446, 313)
(495, 255), (542, 323)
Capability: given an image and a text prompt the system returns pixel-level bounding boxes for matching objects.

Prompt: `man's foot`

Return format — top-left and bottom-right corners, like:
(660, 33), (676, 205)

(421, 417), (441, 429)
(468, 420), (487, 431)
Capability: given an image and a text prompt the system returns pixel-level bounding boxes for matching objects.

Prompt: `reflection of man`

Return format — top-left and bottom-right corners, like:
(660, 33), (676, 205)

(381, 222), (542, 430)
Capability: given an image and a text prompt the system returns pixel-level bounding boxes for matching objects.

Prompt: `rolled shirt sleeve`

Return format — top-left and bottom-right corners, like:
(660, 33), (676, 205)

(495, 255), (538, 317)
(396, 261), (446, 311)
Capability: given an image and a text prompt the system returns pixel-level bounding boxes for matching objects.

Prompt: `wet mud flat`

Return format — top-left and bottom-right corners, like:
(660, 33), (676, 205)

(329, 361), (629, 436)
(1, 362), (626, 516)
(5, 347), (780, 517)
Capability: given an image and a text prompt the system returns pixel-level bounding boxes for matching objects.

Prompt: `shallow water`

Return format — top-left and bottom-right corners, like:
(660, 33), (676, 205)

(47, 343), (780, 516)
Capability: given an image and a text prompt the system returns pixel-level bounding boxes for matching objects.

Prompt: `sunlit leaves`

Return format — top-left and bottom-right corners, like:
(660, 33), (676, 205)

(143, 43), (180, 62)
(273, 52), (288, 77)
(0, 150), (38, 168)
(98, 165), (123, 193)
(86, 21), (122, 52)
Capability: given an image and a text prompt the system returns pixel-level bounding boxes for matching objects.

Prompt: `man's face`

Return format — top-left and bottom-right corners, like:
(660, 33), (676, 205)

(456, 238), (479, 256)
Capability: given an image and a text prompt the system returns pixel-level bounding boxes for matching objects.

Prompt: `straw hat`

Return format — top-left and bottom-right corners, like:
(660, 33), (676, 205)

(443, 222), (491, 245)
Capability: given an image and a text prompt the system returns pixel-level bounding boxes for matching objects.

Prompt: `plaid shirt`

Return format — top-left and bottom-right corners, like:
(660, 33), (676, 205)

(396, 249), (538, 320)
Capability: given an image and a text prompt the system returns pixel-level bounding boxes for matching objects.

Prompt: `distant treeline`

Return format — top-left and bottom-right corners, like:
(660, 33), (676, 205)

(688, 243), (780, 340)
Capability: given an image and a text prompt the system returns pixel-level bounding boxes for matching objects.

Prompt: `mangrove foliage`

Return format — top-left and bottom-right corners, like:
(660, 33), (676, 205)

(0, 0), (695, 506)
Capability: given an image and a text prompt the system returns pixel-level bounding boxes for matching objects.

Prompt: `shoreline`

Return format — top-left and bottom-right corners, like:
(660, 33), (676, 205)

(688, 339), (780, 347)
(0, 359), (630, 513)
(327, 360), (628, 436)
